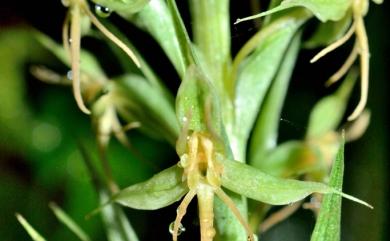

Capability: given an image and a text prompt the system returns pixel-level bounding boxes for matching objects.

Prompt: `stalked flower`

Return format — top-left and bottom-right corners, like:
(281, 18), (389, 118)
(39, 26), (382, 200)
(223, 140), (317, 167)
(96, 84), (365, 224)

(61, 0), (140, 114)
(234, 0), (382, 121)
(172, 131), (254, 241)
(310, 0), (382, 121)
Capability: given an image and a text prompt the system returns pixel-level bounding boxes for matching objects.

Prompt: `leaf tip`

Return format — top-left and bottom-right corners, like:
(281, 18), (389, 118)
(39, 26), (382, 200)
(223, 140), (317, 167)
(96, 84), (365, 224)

(336, 190), (374, 209)
(15, 212), (23, 220)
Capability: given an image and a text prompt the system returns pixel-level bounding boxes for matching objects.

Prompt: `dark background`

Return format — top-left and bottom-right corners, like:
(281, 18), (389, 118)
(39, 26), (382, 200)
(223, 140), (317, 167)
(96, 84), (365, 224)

(0, 1), (388, 241)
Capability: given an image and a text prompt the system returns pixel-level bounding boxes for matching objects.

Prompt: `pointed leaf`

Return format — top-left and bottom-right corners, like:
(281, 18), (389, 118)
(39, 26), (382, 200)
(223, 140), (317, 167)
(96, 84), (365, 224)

(310, 138), (345, 241)
(49, 202), (91, 241)
(249, 31), (302, 164)
(166, 0), (196, 67)
(221, 157), (333, 205)
(16, 214), (47, 241)
(100, 192), (140, 241)
(220, 156), (371, 208)
(236, 0), (352, 23)
(232, 10), (310, 160)
(79, 143), (140, 241)
(123, 0), (186, 76)
(113, 165), (188, 210)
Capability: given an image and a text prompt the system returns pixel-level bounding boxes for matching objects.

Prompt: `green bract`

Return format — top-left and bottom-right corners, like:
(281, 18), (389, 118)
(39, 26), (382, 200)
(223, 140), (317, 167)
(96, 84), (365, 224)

(111, 153), (370, 210)
(221, 157), (333, 205)
(249, 30), (302, 165)
(112, 166), (188, 210)
(310, 138), (345, 241)
(232, 9), (310, 161)
(236, 0), (352, 23)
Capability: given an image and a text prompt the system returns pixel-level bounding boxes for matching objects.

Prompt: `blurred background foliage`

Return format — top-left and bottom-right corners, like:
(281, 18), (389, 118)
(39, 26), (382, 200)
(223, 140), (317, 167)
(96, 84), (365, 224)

(0, 1), (388, 241)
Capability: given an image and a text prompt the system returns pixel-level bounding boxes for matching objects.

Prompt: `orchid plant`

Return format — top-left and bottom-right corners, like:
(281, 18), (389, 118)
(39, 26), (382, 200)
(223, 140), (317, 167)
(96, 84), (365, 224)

(14, 0), (382, 241)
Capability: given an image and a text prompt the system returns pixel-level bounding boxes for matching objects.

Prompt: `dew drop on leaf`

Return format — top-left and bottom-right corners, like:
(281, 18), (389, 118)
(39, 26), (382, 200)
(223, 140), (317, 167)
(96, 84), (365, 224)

(67, 70), (72, 80)
(169, 222), (186, 236)
(95, 4), (112, 18)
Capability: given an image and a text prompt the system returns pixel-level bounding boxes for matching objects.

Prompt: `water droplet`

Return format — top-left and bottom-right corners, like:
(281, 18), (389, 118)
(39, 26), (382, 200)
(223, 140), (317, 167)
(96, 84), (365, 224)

(169, 222), (185, 235)
(67, 70), (73, 80)
(95, 4), (112, 18)
(178, 154), (188, 168)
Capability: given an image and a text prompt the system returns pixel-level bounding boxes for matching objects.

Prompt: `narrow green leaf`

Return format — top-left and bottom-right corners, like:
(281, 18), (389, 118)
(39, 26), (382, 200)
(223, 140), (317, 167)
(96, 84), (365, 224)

(306, 69), (357, 139)
(166, 0), (197, 66)
(189, 0), (231, 94)
(49, 202), (91, 241)
(114, 74), (179, 145)
(78, 143), (140, 241)
(113, 165), (188, 210)
(124, 0), (186, 76)
(310, 138), (345, 241)
(249, 31), (302, 165)
(232, 10), (310, 160)
(16, 214), (47, 241)
(100, 192), (140, 241)
(236, 0), (352, 23)
(91, 0), (150, 14)
(220, 157), (372, 207)
(221, 158), (333, 205)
